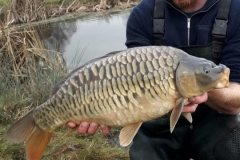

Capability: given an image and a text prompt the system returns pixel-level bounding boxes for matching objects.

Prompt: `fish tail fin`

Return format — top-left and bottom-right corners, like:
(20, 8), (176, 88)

(26, 126), (52, 160)
(5, 110), (36, 143)
(5, 110), (52, 160)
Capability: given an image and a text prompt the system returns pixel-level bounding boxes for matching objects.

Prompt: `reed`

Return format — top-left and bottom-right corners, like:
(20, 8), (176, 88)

(0, 23), (67, 120)
(0, 0), (139, 25)
(6, 0), (47, 24)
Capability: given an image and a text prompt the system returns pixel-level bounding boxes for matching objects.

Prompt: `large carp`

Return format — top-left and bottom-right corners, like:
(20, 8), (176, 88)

(5, 46), (229, 160)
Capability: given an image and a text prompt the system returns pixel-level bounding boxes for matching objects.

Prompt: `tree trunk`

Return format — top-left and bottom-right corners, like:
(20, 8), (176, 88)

(100, 0), (107, 6)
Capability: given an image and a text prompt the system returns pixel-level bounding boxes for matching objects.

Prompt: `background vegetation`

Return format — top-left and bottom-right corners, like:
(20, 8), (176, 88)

(0, 0), (133, 159)
(0, 0), (136, 24)
(0, 26), (129, 160)
(0, 0), (94, 4)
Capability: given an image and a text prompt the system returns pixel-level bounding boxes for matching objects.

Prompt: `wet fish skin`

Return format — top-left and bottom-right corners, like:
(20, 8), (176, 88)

(4, 46), (230, 160)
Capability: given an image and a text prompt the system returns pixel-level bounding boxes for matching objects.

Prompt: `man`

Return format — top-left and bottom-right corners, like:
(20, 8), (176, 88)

(68, 0), (240, 159)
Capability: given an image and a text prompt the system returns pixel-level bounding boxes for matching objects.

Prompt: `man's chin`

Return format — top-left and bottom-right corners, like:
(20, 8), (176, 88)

(173, 0), (197, 9)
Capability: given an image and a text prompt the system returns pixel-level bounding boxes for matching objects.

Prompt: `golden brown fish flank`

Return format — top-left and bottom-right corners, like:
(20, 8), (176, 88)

(5, 46), (230, 160)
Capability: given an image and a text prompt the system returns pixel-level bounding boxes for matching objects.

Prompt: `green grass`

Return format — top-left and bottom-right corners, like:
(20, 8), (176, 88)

(0, 0), (9, 4)
(0, 124), (128, 159)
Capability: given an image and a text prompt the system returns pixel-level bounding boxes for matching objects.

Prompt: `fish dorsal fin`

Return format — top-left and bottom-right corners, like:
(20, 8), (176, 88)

(50, 81), (65, 97)
(119, 122), (142, 147)
(170, 98), (187, 133)
(182, 113), (193, 123)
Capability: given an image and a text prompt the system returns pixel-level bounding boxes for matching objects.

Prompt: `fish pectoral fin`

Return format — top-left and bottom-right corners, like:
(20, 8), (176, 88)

(182, 113), (192, 123)
(170, 98), (187, 133)
(119, 122), (142, 147)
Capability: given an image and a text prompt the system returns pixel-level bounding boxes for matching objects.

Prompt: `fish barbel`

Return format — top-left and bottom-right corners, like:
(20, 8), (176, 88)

(5, 46), (230, 160)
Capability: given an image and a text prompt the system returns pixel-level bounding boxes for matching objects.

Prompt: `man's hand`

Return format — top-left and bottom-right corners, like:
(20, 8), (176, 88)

(182, 93), (208, 113)
(67, 121), (110, 135)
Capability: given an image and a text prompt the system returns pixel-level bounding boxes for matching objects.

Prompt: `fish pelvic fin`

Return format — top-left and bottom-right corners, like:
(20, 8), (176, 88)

(170, 98), (187, 133)
(182, 113), (193, 123)
(5, 110), (52, 160)
(119, 122), (142, 147)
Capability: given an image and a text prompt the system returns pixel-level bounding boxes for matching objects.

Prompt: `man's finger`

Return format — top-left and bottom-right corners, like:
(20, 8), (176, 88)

(182, 104), (198, 113)
(189, 92), (208, 104)
(77, 122), (90, 134)
(67, 122), (77, 128)
(100, 125), (110, 135)
(88, 122), (99, 135)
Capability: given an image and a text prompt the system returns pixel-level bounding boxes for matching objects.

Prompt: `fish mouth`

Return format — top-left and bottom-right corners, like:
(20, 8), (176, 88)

(211, 64), (225, 74)
(214, 64), (230, 89)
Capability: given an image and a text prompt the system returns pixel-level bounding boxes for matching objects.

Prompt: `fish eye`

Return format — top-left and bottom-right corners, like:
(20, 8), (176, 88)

(205, 69), (210, 74)
(203, 66), (210, 74)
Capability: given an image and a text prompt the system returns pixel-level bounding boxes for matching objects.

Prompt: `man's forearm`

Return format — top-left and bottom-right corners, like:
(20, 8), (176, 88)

(206, 82), (240, 115)
(206, 83), (240, 114)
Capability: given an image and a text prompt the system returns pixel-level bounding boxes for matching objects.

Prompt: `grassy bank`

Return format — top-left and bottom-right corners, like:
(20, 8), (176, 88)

(1, 124), (128, 159)
(0, 0), (138, 25)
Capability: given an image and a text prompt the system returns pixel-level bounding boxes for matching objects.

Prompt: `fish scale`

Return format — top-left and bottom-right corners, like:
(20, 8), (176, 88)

(5, 46), (230, 160)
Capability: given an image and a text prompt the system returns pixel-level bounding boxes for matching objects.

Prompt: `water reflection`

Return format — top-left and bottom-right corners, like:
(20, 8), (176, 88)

(39, 9), (132, 69)
(39, 20), (77, 53)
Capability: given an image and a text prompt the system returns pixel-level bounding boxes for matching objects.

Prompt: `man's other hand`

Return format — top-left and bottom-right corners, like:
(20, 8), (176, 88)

(67, 121), (110, 135)
(182, 93), (208, 113)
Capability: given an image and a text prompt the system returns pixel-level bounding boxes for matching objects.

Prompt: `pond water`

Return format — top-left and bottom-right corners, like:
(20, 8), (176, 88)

(40, 9), (132, 69)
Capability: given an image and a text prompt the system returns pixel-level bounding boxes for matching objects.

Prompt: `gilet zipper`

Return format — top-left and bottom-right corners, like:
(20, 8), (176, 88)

(164, 0), (219, 46)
